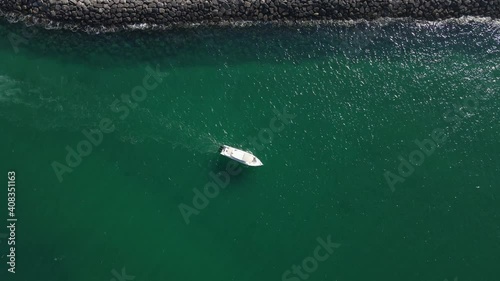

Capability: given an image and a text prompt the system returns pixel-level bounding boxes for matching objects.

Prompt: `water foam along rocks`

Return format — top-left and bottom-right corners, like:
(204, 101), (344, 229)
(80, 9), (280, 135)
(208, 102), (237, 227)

(0, 0), (499, 30)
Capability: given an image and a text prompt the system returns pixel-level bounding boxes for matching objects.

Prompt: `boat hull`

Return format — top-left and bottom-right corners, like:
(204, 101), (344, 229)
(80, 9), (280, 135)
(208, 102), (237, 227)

(219, 145), (263, 166)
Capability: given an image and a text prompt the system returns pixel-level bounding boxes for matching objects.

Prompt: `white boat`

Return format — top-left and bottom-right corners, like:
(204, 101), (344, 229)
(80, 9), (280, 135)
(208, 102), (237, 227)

(219, 145), (263, 167)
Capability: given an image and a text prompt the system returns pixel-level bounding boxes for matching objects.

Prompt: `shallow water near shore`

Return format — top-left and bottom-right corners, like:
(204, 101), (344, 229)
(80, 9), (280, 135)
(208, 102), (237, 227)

(0, 18), (499, 281)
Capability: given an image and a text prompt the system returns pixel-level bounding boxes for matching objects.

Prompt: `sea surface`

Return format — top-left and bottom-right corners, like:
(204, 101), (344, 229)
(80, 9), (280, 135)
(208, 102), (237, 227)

(0, 17), (499, 281)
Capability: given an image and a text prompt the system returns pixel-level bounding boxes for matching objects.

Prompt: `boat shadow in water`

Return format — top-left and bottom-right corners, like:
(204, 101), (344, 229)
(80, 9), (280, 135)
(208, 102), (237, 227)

(207, 158), (255, 188)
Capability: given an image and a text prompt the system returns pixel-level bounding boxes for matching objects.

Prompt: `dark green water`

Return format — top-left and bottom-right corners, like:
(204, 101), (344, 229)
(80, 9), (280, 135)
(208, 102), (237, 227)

(0, 18), (499, 281)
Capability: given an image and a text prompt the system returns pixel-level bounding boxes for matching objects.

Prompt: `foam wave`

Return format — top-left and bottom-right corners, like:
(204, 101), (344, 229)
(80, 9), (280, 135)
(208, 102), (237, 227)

(0, 75), (21, 103)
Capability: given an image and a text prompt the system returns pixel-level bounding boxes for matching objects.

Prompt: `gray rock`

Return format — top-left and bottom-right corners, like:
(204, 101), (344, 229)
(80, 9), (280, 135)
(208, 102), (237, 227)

(0, 0), (498, 29)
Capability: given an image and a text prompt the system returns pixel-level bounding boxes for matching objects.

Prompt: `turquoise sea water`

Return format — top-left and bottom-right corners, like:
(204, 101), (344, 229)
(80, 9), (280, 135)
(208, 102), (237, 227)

(0, 18), (499, 281)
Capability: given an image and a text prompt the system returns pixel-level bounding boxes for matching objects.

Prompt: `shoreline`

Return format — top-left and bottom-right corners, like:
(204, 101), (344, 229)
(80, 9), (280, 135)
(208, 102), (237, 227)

(1, 0), (499, 31)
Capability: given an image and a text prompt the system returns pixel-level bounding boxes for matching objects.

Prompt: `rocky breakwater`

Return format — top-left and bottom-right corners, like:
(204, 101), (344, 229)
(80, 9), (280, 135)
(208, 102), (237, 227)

(0, 0), (499, 28)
